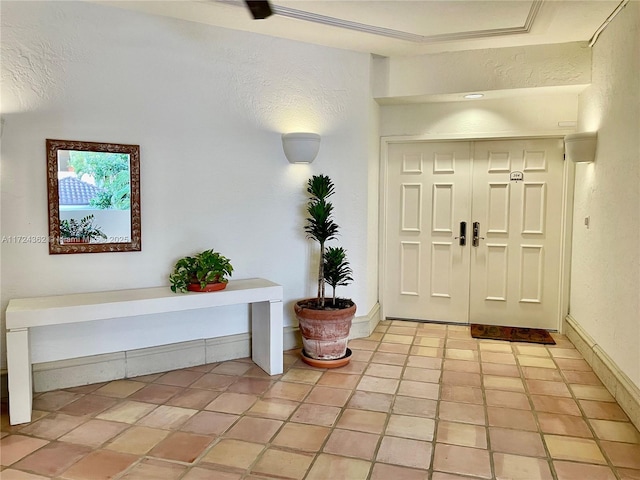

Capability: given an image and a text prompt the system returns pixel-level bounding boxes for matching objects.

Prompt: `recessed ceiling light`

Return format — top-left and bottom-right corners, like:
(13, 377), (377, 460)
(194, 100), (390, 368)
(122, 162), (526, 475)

(464, 93), (484, 99)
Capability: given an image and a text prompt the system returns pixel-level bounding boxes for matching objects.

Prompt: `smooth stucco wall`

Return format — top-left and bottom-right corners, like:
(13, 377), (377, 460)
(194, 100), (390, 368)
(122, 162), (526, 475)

(570, 2), (640, 388)
(0, 1), (375, 368)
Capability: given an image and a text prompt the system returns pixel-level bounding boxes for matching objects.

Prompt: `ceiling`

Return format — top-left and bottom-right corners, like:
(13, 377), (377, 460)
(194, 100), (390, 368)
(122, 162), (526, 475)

(102, 0), (623, 57)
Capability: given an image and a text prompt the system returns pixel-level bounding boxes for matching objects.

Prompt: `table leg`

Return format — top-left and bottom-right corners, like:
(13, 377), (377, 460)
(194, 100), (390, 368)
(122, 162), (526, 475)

(251, 300), (283, 375)
(7, 328), (33, 425)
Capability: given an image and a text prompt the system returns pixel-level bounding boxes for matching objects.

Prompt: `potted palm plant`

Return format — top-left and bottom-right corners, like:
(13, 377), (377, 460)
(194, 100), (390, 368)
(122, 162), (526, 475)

(169, 249), (234, 293)
(295, 175), (356, 367)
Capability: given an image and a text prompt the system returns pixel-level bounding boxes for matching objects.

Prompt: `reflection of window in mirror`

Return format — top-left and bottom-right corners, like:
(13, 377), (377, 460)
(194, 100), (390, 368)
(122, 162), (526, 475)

(47, 139), (141, 254)
(57, 150), (132, 243)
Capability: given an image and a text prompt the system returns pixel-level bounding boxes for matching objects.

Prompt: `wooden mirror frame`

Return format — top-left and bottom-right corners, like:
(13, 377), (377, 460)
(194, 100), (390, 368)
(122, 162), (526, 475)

(47, 139), (141, 254)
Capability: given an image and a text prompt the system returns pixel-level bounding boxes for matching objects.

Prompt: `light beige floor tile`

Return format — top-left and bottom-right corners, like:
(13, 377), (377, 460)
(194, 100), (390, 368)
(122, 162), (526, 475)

(487, 407), (537, 431)
(514, 345), (551, 357)
(251, 448), (314, 479)
(317, 372), (360, 389)
(386, 414), (435, 441)
(105, 426), (170, 455)
(571, 384), (616, 402)
(485, 390), (531, 410)
(410, 346), (443, 357)
(483, 375), (525, 392)
(365, 363), (404, 379)
(443, 359), (482, 374)
(436, 421), (487, 449)
(445, 349), (479, 361)
(479, 342), (513, 353)
(517, 356), (557, 369)
(371, 463), (429, 480)
(481, 352), (516, 365)
(440, 385), (484, 405)
(397, 380), (439, 399)
(306, 454), (371, 480)
(433, 443), (491, 478)
(383, 334), (415, 345)
(280, 368), (323, 384)
(357, 375), (399, 395)
(201, 439), (265, 469)
(305, 386), (351, 407)
(263, 382), (312, 401)
(403, 367), (441, 383)
(537, 412), (593, 438)
(225, 416), (282, 443)
(590, 419), (640, 443)
(272, 423), (330, 451)
(59, 419), (128, 447)
(493, 453), (553, 480)
(136, 405), (197, 429)
(291, 403), (341, 427)
(414, 336), (444, 348)
(489, 427), (546, 457)
(336, 409), (387, 434)
(204, 392), (258, 414)
(324, 429), (380, 460)
(526, 379), (572, 397)
(376, 343), (411, 355)
(377, 436), (433, 469)
(347, 391), (393, 412)
(439, 402), (486, 426)
(96, 401), (157, 424)
(544, 434), (607, 464)
(94, 380), (147, 398)
(246, 398), (299, 419)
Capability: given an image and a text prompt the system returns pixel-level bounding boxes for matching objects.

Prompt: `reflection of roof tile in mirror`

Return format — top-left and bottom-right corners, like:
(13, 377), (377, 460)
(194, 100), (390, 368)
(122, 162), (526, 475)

(58, 176), (103, 205)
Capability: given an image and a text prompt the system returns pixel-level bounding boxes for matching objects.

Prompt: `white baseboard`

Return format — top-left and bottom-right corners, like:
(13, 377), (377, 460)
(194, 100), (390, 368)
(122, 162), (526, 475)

(33, 333), (254, 392)
(351, 302), (381, 339)
(29, 305), (382, 394)
(33, 352), (126, 393)
(564, 315), (640, 431)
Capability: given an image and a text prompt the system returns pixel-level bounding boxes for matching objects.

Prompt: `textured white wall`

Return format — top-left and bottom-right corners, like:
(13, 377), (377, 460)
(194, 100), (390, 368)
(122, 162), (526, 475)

(374, 42), (591, 99)
(570, 2), (640, 387)
(0, 1), (375, 368)
(379, 95), (578, 138)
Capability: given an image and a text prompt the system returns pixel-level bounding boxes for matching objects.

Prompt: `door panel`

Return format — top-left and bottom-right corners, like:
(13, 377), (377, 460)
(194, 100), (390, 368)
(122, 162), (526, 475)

(469, 139), (564, 329)
(385, 142), (471, 324)
(384, 138), (565, 330)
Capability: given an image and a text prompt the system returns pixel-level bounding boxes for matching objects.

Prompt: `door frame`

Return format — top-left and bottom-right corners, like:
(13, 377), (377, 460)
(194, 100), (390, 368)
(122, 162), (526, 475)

(379, 133), (576, 332)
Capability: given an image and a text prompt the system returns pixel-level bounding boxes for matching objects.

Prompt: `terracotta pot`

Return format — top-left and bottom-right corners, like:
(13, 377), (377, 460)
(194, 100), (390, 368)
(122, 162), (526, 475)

(295, 298), (356, 360)
(187, 282), (227, 292)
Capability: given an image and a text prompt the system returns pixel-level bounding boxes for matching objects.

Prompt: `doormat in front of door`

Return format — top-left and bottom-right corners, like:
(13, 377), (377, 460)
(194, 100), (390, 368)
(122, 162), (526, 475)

(470, 324), (556, 345)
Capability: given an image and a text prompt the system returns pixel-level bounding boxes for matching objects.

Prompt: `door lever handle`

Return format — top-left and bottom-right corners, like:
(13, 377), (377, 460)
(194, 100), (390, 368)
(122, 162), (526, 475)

(472, 221), (485, 247)
(454, 221), (467, 246)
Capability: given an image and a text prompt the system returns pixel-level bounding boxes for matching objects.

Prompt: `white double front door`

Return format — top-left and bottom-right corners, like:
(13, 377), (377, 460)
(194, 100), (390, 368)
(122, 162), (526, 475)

(383, 138), (565, 330)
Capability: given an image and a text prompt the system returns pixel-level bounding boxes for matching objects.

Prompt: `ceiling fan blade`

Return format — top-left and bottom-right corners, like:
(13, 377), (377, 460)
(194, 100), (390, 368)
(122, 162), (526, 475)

(245, 1), (273, 19)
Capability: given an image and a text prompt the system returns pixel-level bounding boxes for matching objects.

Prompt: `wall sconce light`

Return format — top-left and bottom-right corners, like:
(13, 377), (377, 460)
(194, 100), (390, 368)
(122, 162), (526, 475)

(282, 132), (321, 164)
(565, 132), (597, 163)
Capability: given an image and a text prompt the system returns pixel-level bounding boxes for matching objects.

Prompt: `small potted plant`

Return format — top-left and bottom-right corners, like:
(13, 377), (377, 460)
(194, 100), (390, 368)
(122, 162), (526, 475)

(169, 249), (234, 293)
(59, 215), (107, 243)
(295, 175), (356, 367)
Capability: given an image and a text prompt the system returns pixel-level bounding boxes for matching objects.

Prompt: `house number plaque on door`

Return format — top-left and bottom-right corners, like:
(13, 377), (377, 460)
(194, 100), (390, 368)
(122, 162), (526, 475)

(510, 171), (524, 182)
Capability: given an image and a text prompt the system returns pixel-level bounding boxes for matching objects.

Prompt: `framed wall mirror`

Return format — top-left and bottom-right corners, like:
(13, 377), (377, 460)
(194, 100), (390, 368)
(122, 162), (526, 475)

(47, 139), (141, 254)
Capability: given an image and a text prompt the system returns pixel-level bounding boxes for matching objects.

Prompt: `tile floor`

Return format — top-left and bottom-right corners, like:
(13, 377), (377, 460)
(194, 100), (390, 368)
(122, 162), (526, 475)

(2, 320), (640, 479)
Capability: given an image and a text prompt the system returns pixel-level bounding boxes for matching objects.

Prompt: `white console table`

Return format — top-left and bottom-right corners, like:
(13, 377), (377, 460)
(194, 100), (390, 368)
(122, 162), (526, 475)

(5, 278), (283, 425)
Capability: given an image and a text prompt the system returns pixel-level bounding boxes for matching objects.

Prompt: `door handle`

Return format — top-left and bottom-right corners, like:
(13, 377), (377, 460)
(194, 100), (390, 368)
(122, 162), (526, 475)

(454, 221), (467, 246)
(472, 221), (485, 247)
